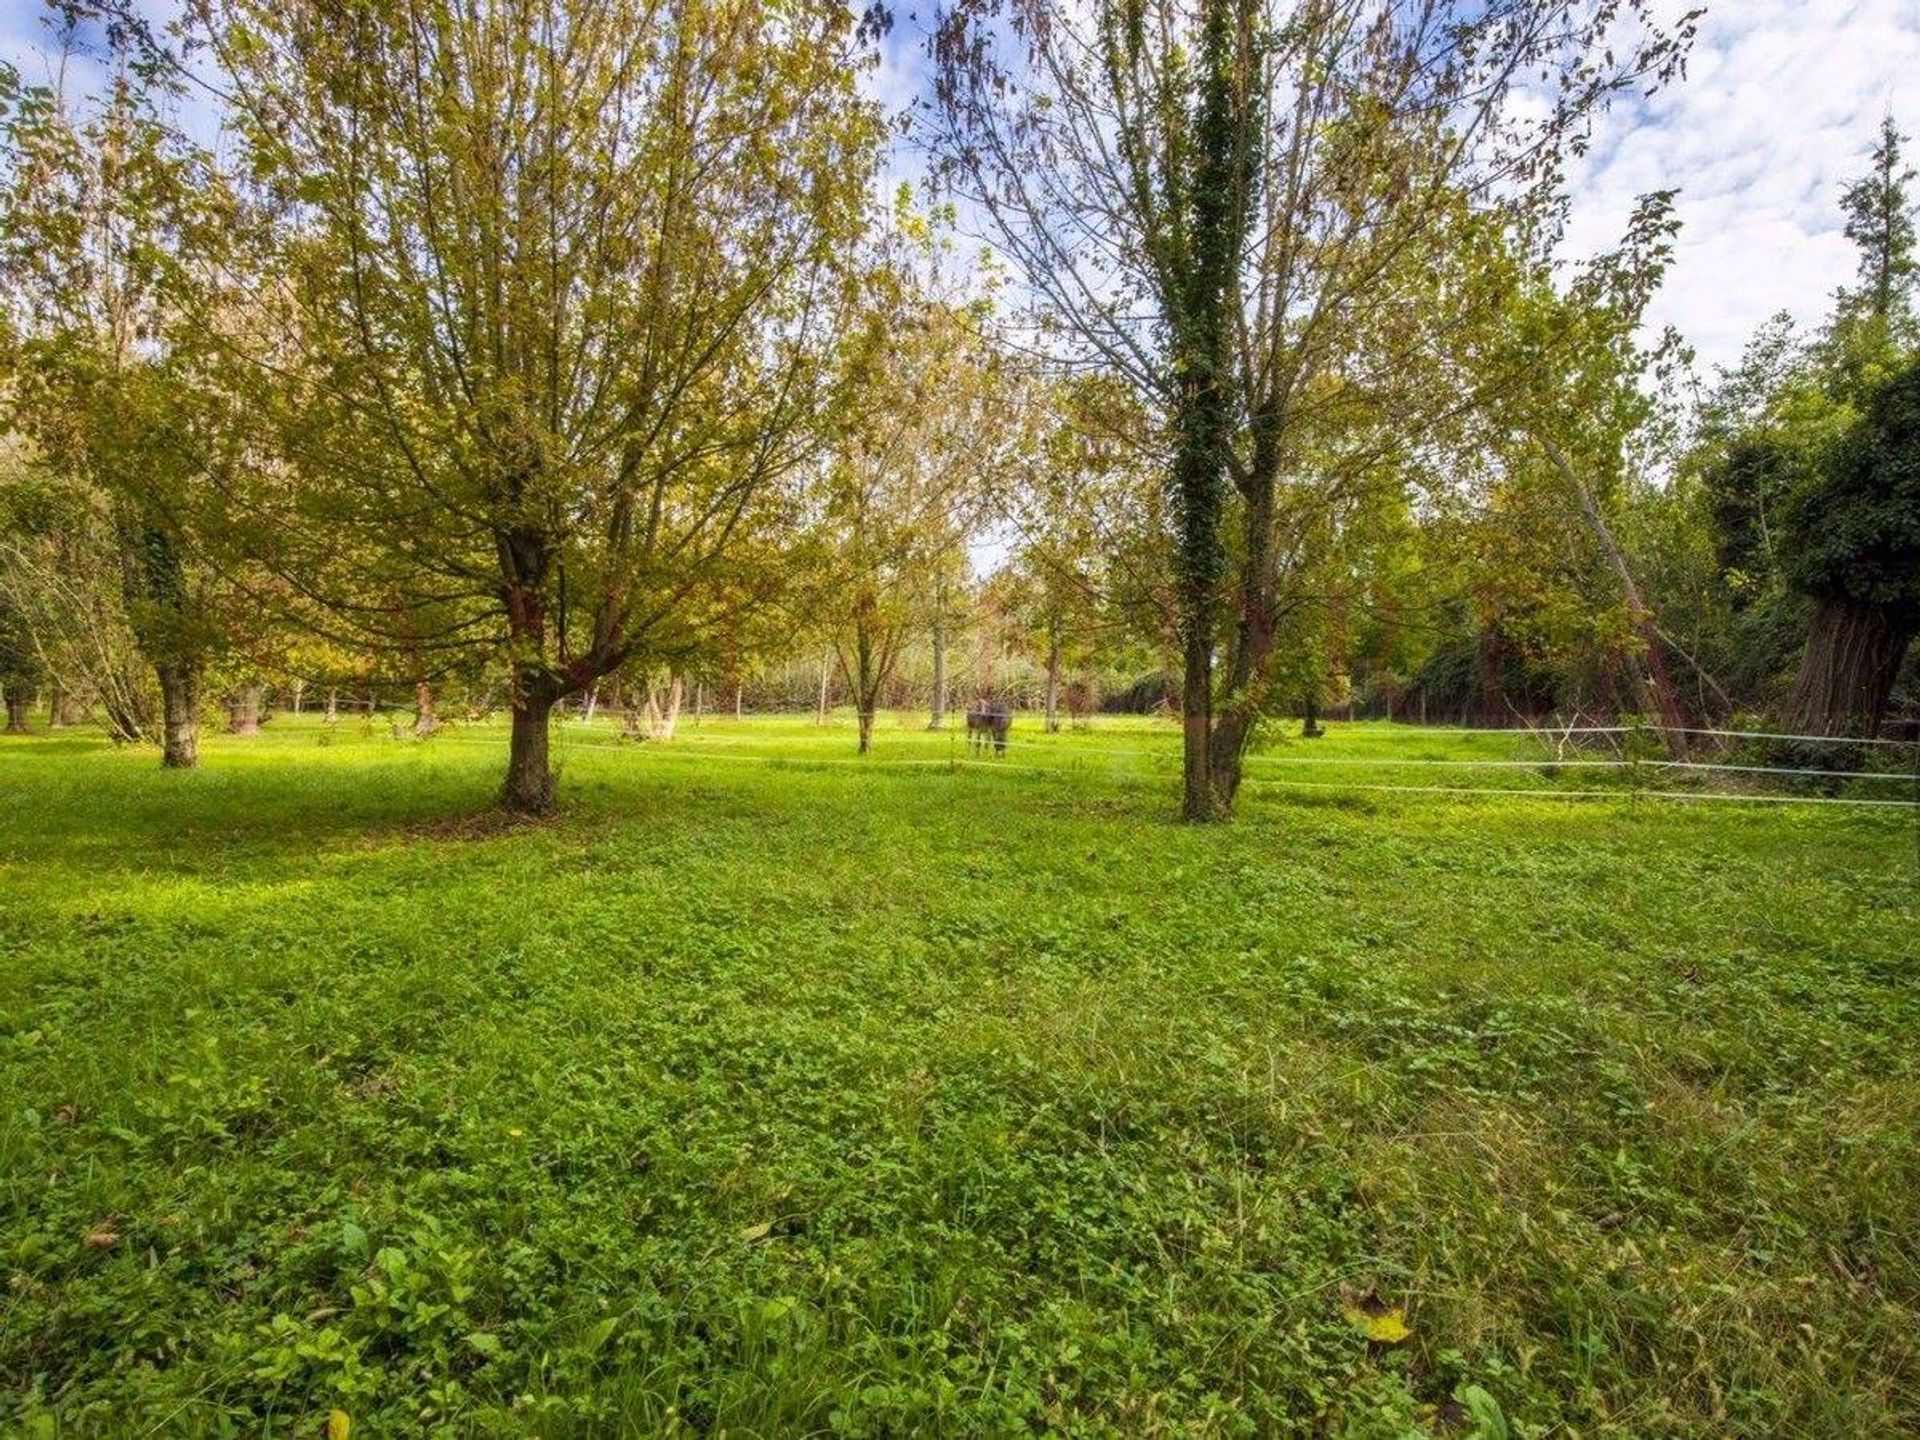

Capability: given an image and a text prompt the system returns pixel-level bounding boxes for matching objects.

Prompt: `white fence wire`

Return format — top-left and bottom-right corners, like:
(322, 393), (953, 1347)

(350, 714), (1919, 811)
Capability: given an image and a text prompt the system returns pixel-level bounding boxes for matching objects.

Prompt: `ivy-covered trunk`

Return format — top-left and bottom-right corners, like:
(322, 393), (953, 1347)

(1166, 0), (1261, 819)
(1205, 457), (1278, 816)
(1785, 595), (1915, 737)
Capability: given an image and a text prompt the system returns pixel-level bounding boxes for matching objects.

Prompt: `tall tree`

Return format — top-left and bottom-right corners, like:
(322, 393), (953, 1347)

(153, 0), (883, 810)
(1775, 117), (1920, 735)
(930, 0), (1696, 819)
(0, 62), (230, 767)
(1778, 361), (1920, 736)
(1832, 115), (1917, 358)
(1470, 197), (1697, 752)
(0, 440), (161, 743)
(812, 288), (1009, 754)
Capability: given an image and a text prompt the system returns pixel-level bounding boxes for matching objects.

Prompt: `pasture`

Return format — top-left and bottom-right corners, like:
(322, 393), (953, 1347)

(2, 715), (1916, 1435)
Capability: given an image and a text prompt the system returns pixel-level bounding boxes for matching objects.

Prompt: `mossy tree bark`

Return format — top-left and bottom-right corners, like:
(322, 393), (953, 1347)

(1784, 596), (1915, 737)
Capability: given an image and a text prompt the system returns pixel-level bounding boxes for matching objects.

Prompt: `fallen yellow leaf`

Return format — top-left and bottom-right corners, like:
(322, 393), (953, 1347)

(327, 1409), (351, 1440)
(1340, 1293), (1412, 1344)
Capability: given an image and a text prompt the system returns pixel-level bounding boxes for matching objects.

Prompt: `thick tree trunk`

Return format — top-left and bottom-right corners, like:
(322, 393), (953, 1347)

(229, 684), (262, 736)
(1784, 595), (1916, 737)
(503, 690), (557, 813)
(5, 695), (28, 734)
(413, 681), (438, 735)
(928, 582), (948, 730)
(1301, 690), (1323, 739)
(158, 662), (199, 768)
(857, 705), (875, 753)
(325, 688), (339, 723)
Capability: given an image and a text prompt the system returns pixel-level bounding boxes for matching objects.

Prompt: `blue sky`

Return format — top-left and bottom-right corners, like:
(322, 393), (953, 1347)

(869, 1), (1920, 380)
(6, 0), (1917, 379)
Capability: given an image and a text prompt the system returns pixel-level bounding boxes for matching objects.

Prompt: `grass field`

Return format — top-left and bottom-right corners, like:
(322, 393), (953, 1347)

(2, 713), (1917, 1436)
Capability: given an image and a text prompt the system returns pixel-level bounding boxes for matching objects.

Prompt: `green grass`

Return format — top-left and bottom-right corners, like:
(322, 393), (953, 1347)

(2, 713), (1916, 1436)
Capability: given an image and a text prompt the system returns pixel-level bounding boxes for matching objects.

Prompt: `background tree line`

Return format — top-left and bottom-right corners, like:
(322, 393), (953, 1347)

(1, 0), (1915, 820)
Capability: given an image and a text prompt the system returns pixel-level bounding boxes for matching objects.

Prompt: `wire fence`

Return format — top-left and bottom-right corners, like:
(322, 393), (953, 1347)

(318, 710), (1920, 813)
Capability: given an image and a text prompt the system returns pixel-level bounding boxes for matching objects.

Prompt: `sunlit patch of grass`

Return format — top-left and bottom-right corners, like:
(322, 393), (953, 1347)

(0, 716), (1914, 1435)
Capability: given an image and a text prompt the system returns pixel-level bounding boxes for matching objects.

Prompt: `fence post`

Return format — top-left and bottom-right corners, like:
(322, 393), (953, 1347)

(1629, 718), (1643, 808)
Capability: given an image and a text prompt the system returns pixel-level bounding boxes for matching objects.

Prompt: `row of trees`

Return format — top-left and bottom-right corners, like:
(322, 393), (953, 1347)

(2, 0), (1915, 820)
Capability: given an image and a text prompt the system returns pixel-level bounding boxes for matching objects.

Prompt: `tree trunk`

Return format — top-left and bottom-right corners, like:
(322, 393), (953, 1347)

(582, 684), (598, 725)
(228, 684), (262, 736)
(5, 694), (28, 734)
(734, 684), (743, 719)
(857, 705), (875, 753)
(325, 687), (339, 723)
(1478, 624), (1505, 728)
(1044, 613), (1061, 734)
(414, 681), (438, 735)
(928, 581), (948, 730)
(1784, 595), (1916, 737)
(1181, 622), (1213, 821)
(48, 683), (80, 727)
(158, 662), (199, 767)
(1541, 436), (1688, 759)
(645, 673), (683, 740)
(816, 654), (831, 724)
(1301, 690), (1323, 738)
(1203, 469), (1280, 817)
(503, 689), (557, 813)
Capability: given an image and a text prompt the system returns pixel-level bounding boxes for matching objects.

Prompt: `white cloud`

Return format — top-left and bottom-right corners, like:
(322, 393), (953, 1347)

(11, 0), (1913, 386)
(1561, 0), (1920, 376)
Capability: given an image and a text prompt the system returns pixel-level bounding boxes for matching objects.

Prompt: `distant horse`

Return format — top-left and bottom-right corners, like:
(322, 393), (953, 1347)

(966, 698), (1012, 755)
